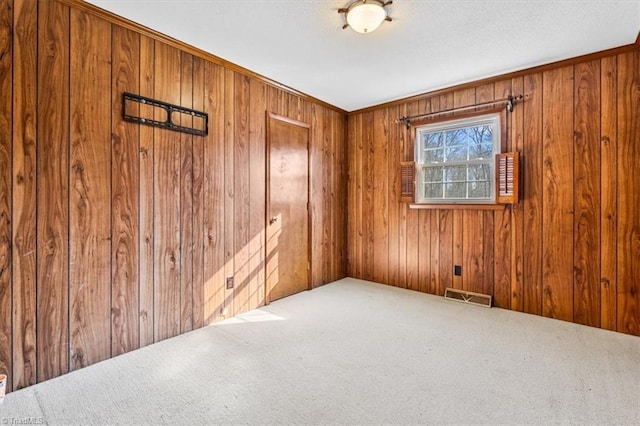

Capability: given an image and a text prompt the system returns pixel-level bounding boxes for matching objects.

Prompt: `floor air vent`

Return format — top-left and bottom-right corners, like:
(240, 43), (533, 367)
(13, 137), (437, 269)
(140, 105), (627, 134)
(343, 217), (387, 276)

(444, 288), (492, 308)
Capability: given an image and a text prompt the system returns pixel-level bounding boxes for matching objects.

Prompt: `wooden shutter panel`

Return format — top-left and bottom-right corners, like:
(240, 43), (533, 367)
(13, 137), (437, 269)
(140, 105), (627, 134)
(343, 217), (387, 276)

(400, 161), (415, 203)
(496, 152), (520, 204)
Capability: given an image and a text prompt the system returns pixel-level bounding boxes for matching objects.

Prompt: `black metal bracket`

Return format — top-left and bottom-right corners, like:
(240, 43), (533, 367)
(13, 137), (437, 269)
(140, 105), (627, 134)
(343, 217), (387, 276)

(122, 92), (208, 136)
(396, 94), (524, 130)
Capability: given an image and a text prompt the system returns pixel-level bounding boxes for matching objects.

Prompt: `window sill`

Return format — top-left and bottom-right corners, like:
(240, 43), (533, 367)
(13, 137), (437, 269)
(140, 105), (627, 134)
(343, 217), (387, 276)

(409, 203), (508, 210)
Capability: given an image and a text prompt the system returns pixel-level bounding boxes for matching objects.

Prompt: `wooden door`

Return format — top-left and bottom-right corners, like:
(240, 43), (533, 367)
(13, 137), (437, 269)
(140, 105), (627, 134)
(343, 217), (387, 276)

(266, 113), (310, 303)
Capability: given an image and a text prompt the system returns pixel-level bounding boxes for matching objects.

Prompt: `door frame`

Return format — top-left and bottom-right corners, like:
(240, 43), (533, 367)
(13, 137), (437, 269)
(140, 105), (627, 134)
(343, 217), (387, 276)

(265, 111), (312, 304)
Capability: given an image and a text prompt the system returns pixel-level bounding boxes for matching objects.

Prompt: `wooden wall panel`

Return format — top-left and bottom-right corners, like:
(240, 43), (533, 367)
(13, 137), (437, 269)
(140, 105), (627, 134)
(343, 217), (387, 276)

(347, 46), (640, 337)
(600, 56), (618, 331)
(153, 42), (182, 341)
(223, 68), (235, 316)
(362, 112), (374, 282)
(191, 56), (205, 329)
(11, 0), (37, 390)
(337, 113), (347, 279)
(179, 52), (194, 332)
(346, 110), (356, 278)
(233, 73), (250, 315)
(573, 60), (601, 327)
(4, 0), (347, 392)
(36, 0), (70, 381)
(0, 0), (12, 391)
(372, 109), (388, 284)
(248, 79), (266, 307)
(111, 25), (140, 357)
(353, 113), (363, 279)
(616, 50), (640, 335)
(541, 66), (574, 322)
(310, 104), (324, 287)
(386, 106), (399, 287)
(522, 73), (543, 315)
(138, 35), (155, 347)
(322, 110), (332, 284)
(69, 10), (112, 369)
(203, 61), (225, 325)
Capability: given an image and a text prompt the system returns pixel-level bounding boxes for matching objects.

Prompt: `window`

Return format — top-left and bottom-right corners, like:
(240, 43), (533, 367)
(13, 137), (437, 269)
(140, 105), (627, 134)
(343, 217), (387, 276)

(414, 113), (501, 204)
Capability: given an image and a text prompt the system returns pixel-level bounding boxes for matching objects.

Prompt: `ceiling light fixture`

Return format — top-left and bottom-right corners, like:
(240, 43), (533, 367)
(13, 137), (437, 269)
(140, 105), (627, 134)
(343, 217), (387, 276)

(339, 0), (393, 34)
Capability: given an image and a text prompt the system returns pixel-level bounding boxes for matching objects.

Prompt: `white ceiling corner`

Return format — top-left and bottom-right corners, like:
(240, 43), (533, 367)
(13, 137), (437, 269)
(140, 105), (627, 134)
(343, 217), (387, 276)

(86, 0), (640, 112)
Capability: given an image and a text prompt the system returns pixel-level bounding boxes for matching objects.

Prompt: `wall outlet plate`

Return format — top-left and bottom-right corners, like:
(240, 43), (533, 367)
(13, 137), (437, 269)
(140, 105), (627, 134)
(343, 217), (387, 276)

(226, 277), (234, 289)
(454, 265), (462, 276)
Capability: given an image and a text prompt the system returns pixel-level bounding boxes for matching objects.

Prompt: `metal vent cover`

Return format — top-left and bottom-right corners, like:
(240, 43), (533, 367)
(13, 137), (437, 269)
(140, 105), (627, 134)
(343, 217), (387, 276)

(444, 287), (492, 308)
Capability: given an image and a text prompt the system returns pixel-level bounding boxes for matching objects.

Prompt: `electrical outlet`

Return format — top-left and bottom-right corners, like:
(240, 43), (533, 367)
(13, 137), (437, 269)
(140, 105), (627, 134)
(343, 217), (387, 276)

(226, 277), (234, 289)
(454, 265), (462, 276)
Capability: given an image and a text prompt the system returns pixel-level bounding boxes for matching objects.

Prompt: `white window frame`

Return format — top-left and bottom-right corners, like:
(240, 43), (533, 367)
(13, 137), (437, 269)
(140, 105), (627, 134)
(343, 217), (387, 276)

(414, 112), (501, 204)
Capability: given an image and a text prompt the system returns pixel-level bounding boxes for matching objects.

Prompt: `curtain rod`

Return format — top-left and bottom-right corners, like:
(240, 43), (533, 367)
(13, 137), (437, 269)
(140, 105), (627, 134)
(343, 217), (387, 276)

(396, 94), (523, 129)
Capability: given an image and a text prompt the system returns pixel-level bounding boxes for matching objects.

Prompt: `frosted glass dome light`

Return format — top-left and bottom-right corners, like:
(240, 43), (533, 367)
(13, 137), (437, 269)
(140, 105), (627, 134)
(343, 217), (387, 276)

(345, 1), (389, 34)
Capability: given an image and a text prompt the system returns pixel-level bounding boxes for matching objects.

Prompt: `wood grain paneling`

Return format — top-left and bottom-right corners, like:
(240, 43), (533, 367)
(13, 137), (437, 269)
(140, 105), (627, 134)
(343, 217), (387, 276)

(600, 56), (618, 331)
(69, 9), (112, 369)
(372, 108), (388, 284)
(111, 24), (140, 357)
(616, 50), (640, 335)
(3, 0), (347, 393)
(573, 60), (601, 327)
(310, 104), (324, 286)
(0, 0), (12, 391)
(36, 0), (70, 381)
(179, 51), (194, 332)
(522, 73), (543, 315)
(362, 112), (374, 282)
(541, 66), (574, 322)
(322, 110), (332, 284)
(233, 73), (250, 315)
(248, 78), (266, 307)
(223, 68), (235, 317)
(191, 56), (205, 330)
(11, 0), (37, 390)
(153, 41), (181, 341)
(348, 46), (640, 337)
(203, 61), (225, 325)
(387, 106), (400, 287)
(138, 34), (155, 348)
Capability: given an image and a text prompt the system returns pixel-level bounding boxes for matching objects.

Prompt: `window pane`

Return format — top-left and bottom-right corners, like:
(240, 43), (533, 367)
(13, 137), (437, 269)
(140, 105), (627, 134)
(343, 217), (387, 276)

(444, 166), (466, 182)
(445, 182), (466, 198)
(424, 183), (443, 199)
(425, 148), (443, 163)
(445, 129), (464, 146)
(415, 113), (500, 203)
(469, 143), (492, 160)
(423, 132), (443, 149)
(424, 167), (442, 182)
(468, 181), (490, 198)
(468, 164), (490, 181)
(444, 146), (467, 162)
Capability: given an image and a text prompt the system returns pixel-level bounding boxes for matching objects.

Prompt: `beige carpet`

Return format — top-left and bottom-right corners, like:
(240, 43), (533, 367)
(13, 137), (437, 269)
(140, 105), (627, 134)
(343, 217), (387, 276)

(1, 278), (639, 425)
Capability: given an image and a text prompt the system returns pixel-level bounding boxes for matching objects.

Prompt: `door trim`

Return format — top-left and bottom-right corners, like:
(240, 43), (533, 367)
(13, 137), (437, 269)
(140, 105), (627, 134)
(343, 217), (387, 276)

(265, 112), (312, 305)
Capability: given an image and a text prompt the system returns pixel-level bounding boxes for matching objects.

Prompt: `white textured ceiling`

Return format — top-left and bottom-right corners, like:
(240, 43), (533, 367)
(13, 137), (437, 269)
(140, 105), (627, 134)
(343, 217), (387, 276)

(87, 0), (640, 112)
